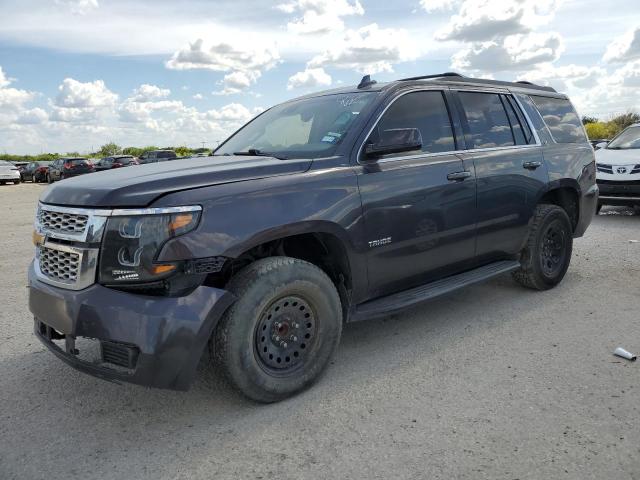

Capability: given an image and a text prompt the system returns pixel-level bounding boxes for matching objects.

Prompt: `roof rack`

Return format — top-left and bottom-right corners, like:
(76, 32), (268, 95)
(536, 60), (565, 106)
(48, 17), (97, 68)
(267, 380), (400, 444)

(398, 72), (464, 81)
(398, 72), (557, 93)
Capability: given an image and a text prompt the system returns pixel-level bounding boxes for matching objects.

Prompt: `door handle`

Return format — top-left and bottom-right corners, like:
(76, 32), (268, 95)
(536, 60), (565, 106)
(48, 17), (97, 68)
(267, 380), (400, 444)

(523, 161), (542, 170)
(447, 171), (472, 181)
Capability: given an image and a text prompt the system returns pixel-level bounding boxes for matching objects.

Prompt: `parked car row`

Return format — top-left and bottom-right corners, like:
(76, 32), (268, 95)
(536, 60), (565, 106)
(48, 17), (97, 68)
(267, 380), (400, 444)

(7, 150), (180, 185)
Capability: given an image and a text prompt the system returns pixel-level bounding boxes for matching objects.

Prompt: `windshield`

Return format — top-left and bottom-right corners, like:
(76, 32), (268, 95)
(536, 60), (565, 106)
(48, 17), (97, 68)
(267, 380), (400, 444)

(215, 92), (378, 159)
(607, 126), (640, 149)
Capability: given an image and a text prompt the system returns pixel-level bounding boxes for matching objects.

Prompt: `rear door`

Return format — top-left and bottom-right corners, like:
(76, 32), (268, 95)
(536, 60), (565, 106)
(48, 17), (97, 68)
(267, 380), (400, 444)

(355, 89), (477, 298)
(453, 89), (548, 258)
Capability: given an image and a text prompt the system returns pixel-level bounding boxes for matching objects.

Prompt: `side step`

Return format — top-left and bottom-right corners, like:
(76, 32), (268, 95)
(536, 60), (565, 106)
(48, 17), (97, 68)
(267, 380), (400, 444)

(350, 260), (520, 322)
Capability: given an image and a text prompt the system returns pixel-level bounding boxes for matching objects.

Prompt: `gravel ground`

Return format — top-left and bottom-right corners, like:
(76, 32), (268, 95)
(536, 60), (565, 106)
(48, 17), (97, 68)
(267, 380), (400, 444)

(1, 182), (639, 480)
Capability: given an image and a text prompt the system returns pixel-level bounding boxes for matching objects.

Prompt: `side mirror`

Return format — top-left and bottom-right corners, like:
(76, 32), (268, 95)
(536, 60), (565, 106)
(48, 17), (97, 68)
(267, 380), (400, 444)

(364, 128), (422, 158)
(595, 141), (608, 150)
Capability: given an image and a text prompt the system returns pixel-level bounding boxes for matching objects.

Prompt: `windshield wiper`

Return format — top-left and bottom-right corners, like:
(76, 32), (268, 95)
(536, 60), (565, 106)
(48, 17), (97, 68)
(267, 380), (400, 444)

(233, 149), (288, 160)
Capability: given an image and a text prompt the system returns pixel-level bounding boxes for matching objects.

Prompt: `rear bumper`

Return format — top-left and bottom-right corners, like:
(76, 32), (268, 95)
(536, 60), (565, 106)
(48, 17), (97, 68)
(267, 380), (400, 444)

(28, 262), (234, 390)
(597, 180), (640, 205)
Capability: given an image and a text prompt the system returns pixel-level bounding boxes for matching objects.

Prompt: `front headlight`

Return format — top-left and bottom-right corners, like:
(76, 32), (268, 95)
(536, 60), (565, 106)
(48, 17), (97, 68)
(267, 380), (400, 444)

(99, 206), (201, 285)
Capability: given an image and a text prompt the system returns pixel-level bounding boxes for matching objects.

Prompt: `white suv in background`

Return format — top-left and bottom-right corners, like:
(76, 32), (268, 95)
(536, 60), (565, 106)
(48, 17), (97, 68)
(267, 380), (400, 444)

(0, 160), (21, 185)
(595, 123), (640, 212)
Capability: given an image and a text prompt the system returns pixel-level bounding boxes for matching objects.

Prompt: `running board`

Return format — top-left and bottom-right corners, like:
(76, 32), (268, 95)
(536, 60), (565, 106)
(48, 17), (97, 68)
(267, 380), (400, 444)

(350, 260), (520, 322)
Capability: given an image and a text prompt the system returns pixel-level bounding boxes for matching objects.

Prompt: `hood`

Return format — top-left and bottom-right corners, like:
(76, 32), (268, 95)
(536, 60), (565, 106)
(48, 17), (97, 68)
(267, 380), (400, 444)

(40, 155), (312, 207)
(595, 148), (640, 166)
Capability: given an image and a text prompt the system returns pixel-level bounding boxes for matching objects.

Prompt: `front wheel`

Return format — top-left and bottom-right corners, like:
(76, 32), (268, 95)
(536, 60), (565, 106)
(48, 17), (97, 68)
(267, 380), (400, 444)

(47, 174), (52, 184)
(513, 204), (573, 291)
(213, 257), (342, 403)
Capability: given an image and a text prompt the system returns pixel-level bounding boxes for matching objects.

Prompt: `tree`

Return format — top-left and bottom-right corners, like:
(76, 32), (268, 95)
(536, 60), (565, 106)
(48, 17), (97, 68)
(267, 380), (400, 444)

(97, 142), (121, 157)
(582, 115), (598, 125)
(608, 111), (640, 132)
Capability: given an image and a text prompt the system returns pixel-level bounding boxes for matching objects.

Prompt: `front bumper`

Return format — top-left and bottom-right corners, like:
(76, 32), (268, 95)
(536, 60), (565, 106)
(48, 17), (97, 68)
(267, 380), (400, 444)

(597, 179), (640, 205)
(28, 262), (234, 390)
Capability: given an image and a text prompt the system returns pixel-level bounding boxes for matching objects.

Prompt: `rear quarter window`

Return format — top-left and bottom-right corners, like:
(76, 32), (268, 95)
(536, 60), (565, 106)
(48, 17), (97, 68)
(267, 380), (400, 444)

(530, 95), (586, 144)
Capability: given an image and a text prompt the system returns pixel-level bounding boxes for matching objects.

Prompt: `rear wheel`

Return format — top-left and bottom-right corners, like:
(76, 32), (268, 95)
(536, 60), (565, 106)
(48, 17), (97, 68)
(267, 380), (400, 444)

(213, 256), (342, 403)
(596, 203), (603, 214)
(513, 204), (573, 290)
(47, 173), (52, 184)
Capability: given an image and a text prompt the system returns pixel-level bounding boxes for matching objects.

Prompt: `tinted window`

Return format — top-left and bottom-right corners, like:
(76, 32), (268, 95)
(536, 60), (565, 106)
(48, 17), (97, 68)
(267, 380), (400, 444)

(371, 91), (455, 157)
(459, 92), (515, 149)
(505, 95), (533, 144)
(158, 151), (176, 158)
(68, 159), (89, 165)
(530, 95), (586, 144)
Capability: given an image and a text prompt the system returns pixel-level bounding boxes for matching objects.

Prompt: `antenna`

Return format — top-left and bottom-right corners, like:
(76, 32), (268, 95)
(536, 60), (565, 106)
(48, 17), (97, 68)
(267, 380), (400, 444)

(357, 75), (377, 89)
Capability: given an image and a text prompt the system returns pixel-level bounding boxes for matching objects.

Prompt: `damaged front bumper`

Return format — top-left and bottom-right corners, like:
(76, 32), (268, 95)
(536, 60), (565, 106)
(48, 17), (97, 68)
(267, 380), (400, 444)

(28, 261), (234, 391)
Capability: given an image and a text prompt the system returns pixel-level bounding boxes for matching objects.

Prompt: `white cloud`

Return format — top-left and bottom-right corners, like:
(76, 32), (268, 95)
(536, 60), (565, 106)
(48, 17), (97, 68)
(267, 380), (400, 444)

(453, 32), (563, 72)
(517, 63), (605, 92)
(308, 23), (420, 74)
(420, 0), (457, 13)
(54, 78), (117, 109)
(16, 107), (49, 125)
(192, 93), (204, 100)
(0, 86), (35, 110)
(603, 26), (640, 63)
(0, 66), (12, 88)
(213, 71), (262, 96)
(131, 84), (170, 102)
(287, 67), (332, 89)
(278, 0), (364, 34)
(55, 0), (99, 15)
(49, 78), (117, 124)
(437, 0), (561, 42)
(165, 38), (279, 73)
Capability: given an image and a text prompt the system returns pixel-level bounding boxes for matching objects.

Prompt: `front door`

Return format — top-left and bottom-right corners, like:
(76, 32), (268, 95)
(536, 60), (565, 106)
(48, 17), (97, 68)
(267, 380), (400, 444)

(356, 89), (477, 299)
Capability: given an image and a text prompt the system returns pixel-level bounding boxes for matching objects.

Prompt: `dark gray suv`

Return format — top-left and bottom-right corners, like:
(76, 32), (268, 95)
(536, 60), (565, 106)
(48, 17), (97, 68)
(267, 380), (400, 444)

(28, 73), (597, 402)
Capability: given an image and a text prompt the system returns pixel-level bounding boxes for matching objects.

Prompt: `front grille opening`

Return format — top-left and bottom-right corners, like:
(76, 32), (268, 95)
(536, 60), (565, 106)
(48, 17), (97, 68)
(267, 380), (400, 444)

(39, 247), (80, 283)
(39, 209), (88, 234)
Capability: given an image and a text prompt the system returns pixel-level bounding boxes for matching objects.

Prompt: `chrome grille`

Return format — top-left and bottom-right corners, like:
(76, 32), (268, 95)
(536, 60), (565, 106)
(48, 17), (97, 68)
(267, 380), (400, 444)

(596, 163), (613, 174)
(38, 209), (88, 235)
(38, 246), (80, 283)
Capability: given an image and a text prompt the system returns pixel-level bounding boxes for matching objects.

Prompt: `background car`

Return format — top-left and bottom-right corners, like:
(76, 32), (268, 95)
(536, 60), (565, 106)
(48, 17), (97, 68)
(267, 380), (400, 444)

(0, 160), (21, 184)
(47, 157), (94, 183)
(94, 155), (139, 171)
(594, 123), (640, 212)
(21, 161), (51, 183)
(138, 150), (177, 164)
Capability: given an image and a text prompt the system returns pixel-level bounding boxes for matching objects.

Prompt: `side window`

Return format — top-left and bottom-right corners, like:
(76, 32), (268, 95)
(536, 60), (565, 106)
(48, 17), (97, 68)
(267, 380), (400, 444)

(501, 95), (528, 145)
(370, 90), (456, 157)
(505, 95), (534, 144)
(530, 95), (586, 144)
(458, 92), (515, 149)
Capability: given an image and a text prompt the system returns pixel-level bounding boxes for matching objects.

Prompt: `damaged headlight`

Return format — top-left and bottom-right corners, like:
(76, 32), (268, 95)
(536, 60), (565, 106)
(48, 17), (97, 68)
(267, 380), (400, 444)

(99, 206), (201, 285)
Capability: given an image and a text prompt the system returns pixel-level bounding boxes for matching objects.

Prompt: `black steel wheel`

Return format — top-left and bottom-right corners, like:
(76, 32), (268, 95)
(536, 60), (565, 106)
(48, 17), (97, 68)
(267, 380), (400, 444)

(214, 257), (342, 402)
(539, 221), (568, 277)
(255, 295), (317, 373)
(513, 204), (573, 290)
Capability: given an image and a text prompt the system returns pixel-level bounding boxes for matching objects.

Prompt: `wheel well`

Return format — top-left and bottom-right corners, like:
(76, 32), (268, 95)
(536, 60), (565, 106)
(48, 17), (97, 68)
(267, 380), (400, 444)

(205, 233), (353, 313)
(539, 187), (579, 231)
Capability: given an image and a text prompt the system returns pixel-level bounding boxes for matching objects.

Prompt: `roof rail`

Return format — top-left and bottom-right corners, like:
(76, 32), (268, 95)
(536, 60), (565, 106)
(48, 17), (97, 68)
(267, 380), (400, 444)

(398, 72), (464, 81)
(396, 73), (557, 93)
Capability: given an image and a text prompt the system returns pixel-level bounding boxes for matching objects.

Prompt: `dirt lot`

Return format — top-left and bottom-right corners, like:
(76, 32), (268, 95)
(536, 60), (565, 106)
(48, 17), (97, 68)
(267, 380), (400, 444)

(1, 182), (639, 480)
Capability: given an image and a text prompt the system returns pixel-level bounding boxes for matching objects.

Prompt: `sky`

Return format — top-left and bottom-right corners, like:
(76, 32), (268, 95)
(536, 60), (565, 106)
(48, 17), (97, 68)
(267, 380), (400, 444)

(0, 0), (639, 154)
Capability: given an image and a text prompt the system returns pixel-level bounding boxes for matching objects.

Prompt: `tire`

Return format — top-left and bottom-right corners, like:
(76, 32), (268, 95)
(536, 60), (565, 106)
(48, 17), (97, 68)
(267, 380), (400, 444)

(512, 204), (573, 291)
(596, 203), (603, 214)
(47, 174), (52, 184)
(213, 256), (342, 403)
